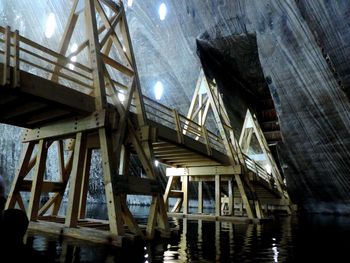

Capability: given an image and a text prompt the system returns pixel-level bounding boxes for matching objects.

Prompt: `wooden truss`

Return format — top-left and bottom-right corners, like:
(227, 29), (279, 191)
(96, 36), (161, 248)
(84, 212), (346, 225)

(6, 0), (169, 242)
(239, 109), (292, 211)
(164, 70), (277, 219)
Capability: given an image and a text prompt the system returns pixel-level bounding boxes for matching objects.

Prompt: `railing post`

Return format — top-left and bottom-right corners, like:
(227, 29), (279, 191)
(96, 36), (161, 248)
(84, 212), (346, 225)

(202, 126), (212, 156)
(13, 30), (20, 88)
(3, 26), (11, 86)
(173, 109), (184, 144)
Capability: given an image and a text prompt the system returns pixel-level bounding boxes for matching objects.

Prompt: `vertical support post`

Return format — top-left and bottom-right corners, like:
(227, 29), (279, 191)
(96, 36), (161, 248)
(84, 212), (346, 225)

(202, 127), (212, 156)
(13, 30), (20, 87)
(182, 175), (189, 214)
(65, 132), (87, 227)
(99, 128), (124, 235)
(228, 179), (234, 215)
(215, 174), (221, 216)
(198, 181), (203, 213)
(3, 26), (11, 85)
(79, 148), (92, 219)
(27, 140), (48, 221)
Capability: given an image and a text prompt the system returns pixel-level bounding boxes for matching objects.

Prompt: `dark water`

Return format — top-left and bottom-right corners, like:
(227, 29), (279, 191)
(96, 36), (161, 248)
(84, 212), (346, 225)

(13, 205), (350, 262)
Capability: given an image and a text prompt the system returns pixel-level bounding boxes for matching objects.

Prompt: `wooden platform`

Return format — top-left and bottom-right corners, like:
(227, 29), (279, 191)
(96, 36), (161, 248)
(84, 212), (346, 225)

(0, 64), (94, 128)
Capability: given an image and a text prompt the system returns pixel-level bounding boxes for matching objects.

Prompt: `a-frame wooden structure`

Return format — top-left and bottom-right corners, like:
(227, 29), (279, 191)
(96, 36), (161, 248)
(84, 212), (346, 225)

(164, 70), (272, 219)
(6, 0), (169, 243)
(239, 109), (292, 212)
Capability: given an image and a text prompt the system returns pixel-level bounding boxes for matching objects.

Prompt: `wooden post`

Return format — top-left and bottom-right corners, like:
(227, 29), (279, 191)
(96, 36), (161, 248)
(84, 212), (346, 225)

(3, 26), (11, 85)
(198, 181), (203, 213)
(13, 30), (20, 88)
(182, 176), (189, 214)
(228, 179), (233, 215)
(27, 140), (48, 221)
(79, 148), (92, 219)
(65, 132), (87, 227)
(215, 174), (221, 216)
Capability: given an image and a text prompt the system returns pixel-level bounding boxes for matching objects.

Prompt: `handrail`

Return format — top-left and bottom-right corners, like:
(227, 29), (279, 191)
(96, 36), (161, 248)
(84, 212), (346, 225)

(0, 26), (273, 186)
(0, 26), (93, 92)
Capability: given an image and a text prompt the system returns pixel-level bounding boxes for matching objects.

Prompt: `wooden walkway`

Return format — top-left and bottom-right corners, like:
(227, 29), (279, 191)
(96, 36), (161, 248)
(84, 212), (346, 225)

(0, 5), (292, 246)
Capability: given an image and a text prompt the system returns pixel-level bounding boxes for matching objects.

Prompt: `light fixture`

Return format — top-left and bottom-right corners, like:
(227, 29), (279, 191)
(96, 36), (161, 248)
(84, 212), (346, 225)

(159, 3), (167, 21)
(68, 56), (77, 70)
(70, 43), (78, 53)
(118, 92), (126, 102)
(154, 160), (159, 167)
(265, 164), (272, 174)
(154, 81), (163, 100)
(127, 0), (133, 7)
(45, 13), (56, 39)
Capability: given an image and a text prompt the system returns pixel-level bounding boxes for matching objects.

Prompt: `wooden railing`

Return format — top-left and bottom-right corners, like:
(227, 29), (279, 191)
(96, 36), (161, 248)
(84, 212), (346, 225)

(242, 153), (274, 184)
(0, 26), (273, 185)
(0, 26), (94, 92)
(141, 95), (225, 154)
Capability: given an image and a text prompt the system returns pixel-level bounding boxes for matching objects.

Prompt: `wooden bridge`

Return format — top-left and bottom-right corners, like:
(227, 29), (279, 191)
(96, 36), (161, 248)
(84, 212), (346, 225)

(0, 0), (292, 246)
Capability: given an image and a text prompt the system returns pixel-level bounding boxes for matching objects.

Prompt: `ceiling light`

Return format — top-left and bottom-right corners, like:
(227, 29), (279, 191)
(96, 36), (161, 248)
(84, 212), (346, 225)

(45, 13), (56, 39)
(159, 3), (167, 21)
(118, 92), (126, 102)
(70, 43), (78, 53)
(154, 160), (159, 167)
(265, 164), (272, 174)
(154, 81), (163, 100)
(127, 0), (133, 7)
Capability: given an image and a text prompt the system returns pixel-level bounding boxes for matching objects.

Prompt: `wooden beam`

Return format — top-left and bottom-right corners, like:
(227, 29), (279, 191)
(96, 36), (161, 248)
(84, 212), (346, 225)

(166, 165), (242, 176)
(65, 132), (87, 227)
(198, 181), (203, 213)
(22, 110), (106, 142)
(27, 140), (48, 221)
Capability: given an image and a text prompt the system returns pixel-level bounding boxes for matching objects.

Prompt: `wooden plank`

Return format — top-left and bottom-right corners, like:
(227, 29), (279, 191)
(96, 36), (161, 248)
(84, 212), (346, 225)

(2, 26), (10, 85)
(79, 148), (92, 219)
(22, 110), (106, 142)
(28, 221), (123, 246)
(99, 128), (124, 236)
(215, 174), (221, 216)
(198, 181), (203, 213)
(182, 176), (189, 214)
(146, 196), (158, 239)
(27, 139), (48, 221)
(85, 0), (107, 110)
(228, 179), (234, 215)
(65, 132), (87, 227)
(13, 30), (20, 88)
(5, 142), (35, 209)
(166, 165), (242, 176)
(51, 0), (79, 82)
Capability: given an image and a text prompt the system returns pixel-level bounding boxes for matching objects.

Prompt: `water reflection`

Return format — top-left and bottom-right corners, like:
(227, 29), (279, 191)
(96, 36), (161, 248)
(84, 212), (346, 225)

(21, 207), (350, 262)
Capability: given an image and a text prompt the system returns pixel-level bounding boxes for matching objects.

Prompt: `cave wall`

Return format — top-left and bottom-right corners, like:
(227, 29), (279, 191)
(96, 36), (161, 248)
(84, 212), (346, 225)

(0, 0), (349, 212)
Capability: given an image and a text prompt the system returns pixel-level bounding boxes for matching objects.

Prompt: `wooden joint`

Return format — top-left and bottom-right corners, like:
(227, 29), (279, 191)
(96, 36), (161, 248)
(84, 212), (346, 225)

(22, 110), (106, 142)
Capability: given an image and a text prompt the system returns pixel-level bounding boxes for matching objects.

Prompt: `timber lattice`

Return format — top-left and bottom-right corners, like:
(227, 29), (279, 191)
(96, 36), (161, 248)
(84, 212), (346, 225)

(0, 0), (293, 246)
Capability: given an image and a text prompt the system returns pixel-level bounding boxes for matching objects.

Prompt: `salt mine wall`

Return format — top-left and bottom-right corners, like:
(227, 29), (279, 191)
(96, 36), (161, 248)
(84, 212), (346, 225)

(0, 0), (349, 213)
